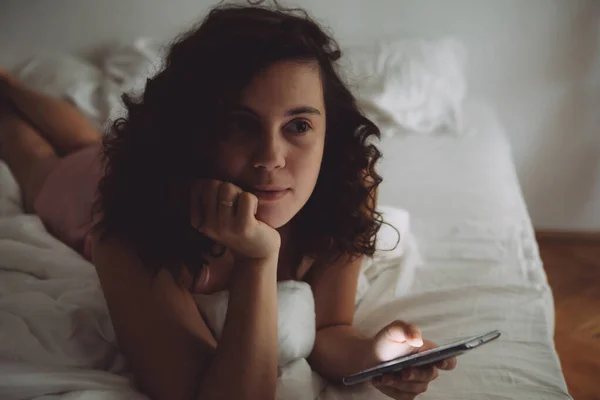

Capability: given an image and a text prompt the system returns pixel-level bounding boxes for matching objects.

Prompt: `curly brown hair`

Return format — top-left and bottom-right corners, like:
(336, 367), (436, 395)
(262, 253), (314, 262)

(94, 1), (384, 282)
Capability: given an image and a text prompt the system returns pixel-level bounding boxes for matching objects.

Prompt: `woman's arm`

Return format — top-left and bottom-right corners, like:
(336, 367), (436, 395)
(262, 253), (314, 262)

(306, 169), (380, 381)
(93, 235), (278, 400)
(199, 256), (279, 399)
(306, 254), (375, 382)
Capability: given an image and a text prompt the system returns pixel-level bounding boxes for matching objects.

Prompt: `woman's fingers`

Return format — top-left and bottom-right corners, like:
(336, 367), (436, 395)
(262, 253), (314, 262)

(384, 321), (424, 347)
(372, 384), (416, 400)
(373, 374), (428, 396)
(374, 376), (428, 393)
(189, 178), (280, 260)
(436, 356), (457, 370)
(217, 181), (242, 227)
(236, 191), (258, 229)
(192, 179), (244, 238)
(371, 365), (443, 399)
(372, 321), (426, 365)
(369, 327), (457, 399)
(415, 339), (437, 353)
(400, 366), (438, 382)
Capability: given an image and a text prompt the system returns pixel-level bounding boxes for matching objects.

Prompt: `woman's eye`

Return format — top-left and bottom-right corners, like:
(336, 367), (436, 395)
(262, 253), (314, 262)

(285, 119), (312, 135)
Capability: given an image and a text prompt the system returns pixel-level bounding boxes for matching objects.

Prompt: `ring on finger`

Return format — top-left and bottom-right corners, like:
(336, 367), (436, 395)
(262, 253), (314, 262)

(219, 200), (235, 207)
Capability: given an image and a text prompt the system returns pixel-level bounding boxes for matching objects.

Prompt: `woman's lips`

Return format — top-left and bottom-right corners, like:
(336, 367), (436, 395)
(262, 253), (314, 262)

(251, 189), (290, 201)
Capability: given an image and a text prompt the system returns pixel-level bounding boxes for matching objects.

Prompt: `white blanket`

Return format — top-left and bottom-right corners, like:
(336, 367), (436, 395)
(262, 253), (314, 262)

(0, 160), (422, 400)
(0, 157), (572, 399)
(0, 163), (140, 400)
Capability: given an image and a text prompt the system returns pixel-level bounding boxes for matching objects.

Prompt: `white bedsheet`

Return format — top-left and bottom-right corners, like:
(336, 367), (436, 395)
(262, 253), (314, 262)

(0, 45), (571, 398)
(0, 100), (572, 400)
(0, 164), (421, 400)
(332, 100), (571, 400)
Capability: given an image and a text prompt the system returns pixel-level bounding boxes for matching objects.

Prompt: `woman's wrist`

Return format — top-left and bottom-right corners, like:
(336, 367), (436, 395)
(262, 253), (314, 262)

(234, 253), (279, 273)
(229, 254), (279, 298)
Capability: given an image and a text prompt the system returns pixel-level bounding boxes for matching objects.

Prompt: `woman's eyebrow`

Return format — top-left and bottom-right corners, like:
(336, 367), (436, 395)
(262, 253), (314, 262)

(285, 106), (321, 116)
(229, 105), (322, 117)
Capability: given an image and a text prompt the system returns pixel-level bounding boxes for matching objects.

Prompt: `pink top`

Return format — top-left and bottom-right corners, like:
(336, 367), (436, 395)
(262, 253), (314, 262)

(34, 145), (104, 261)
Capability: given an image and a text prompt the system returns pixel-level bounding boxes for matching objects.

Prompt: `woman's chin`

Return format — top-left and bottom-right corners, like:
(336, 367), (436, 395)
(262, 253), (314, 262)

(255, 209), (293, 230)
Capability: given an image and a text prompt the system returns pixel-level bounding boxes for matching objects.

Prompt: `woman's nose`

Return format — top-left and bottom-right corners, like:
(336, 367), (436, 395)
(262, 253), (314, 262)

(252, 133), (285, 171)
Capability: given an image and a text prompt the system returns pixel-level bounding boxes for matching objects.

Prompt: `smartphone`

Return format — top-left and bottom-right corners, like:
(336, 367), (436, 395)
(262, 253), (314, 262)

(342, 330), (501, 386)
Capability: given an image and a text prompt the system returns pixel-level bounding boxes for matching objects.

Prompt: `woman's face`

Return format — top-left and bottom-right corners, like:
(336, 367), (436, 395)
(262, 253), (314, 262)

(213, 60), (326, 229)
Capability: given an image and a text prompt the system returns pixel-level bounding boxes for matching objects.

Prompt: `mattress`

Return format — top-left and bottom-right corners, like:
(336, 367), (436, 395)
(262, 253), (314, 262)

(334, 100), (572, 399)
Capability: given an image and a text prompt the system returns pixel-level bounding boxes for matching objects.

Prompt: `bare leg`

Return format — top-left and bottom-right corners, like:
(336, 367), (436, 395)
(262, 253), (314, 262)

(0, 98), (59, 212)
(0, 67), (101, 157)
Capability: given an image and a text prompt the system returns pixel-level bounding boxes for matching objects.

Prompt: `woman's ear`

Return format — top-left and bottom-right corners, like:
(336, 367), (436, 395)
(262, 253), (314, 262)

(182, 261), (235, 294)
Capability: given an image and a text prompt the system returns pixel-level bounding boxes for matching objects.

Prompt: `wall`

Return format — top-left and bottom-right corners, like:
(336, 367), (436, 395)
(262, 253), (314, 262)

(1, 0), (598, 230)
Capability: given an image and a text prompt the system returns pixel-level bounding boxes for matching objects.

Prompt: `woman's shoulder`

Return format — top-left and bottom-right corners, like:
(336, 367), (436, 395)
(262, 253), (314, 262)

(91, 233), (193, 292)
(92, 232), (317, 293)
(90, 232), (145, 278)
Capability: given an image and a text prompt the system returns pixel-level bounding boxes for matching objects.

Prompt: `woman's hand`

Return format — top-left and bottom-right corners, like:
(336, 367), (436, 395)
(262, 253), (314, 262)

(367, 321), (457, 399)
(190, 179), (281, 261)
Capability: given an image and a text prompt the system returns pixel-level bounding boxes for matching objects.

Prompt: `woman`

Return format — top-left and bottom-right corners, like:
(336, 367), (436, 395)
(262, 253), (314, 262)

(0, 2), (456, 399)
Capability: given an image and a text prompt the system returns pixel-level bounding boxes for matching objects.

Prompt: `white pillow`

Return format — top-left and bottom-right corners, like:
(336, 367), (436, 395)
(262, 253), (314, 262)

(99, 37), (165, 125)
(98, 37), (164, 94)
(14, 55), (116, 130)
(13, 38), (163, 132)
(355, 206), (423, 305)
(342, 37), (468, 136)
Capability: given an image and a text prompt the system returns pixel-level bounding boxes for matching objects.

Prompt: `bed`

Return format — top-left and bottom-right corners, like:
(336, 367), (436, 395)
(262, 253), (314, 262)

(0, 38), (573, 399)
(326, 100), (574, 399)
